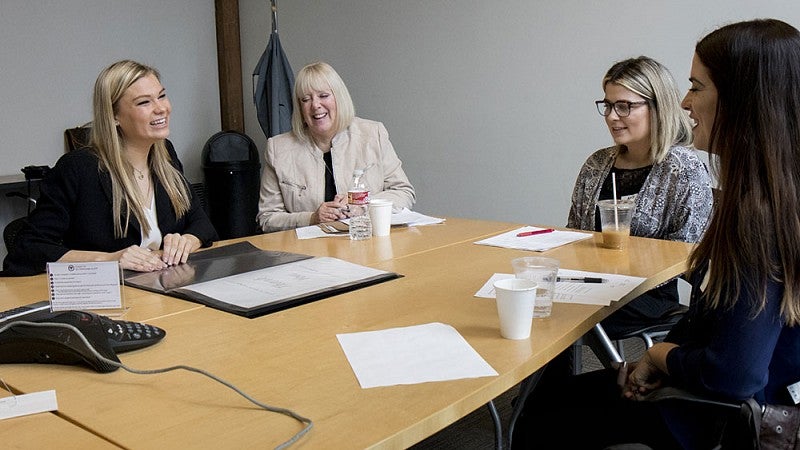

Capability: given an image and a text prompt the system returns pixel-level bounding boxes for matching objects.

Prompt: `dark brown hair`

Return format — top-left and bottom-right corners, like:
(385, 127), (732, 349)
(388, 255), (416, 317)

(688, 19), (800, 325)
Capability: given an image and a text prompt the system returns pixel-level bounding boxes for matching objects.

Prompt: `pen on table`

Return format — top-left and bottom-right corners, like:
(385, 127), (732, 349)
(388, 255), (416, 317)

(556, 276), (606, 283)
(516, 228), (554, 237)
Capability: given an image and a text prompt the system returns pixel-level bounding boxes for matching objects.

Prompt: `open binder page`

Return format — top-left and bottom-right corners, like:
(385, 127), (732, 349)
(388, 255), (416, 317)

(174, 257), (393, 309)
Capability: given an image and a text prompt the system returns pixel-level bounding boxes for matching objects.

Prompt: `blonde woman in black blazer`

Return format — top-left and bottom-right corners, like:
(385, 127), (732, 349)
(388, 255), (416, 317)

(4, 60), (217, 276)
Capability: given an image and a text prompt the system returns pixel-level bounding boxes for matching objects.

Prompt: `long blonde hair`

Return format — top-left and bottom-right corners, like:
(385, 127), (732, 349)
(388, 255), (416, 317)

(90, 60), (191, 238)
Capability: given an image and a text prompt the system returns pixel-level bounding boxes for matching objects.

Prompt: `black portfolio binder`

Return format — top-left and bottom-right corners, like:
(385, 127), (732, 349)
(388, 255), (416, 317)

(124, 242), (400, 318)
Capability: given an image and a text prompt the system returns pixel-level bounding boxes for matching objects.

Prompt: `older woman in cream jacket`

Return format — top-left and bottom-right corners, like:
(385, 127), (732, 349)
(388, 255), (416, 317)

(256, 62), (415, 233)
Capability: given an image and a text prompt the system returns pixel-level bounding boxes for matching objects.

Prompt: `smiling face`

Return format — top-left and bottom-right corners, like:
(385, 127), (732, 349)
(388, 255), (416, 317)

(602, 83), (651, 154)
(681, 53), (718, 151)
(115, 73), (170, 150)
(300, 86), (338, 148)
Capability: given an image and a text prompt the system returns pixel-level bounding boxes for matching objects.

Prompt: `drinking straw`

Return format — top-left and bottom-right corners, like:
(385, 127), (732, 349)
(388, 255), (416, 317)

(611, 172), (619, 230)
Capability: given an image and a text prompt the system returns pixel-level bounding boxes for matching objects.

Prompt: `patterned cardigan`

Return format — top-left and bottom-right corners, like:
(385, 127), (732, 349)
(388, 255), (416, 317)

(567, 145), (713, 243)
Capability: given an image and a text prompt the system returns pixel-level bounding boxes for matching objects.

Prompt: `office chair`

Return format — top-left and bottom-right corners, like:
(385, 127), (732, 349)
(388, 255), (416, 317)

(190, 182), (209, 214)
(3, 217), (27, 257)
(6, 165), (47, 215)
(64, 123), (92, 152)
(2, 165), (49, 266)
(612, 307), (686, 351)
(571, 285), (688, 374)
(605, 386), (787, 450)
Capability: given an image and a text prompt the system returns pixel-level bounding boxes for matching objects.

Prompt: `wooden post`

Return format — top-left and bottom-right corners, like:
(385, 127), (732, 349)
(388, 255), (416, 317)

(214, 0), (244, 133)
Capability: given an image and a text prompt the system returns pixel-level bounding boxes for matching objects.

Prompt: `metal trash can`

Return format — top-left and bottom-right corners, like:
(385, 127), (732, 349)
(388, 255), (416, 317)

(201, 131), (261, 239)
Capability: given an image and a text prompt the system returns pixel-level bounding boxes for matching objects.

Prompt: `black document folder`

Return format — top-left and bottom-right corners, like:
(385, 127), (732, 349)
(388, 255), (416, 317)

(124, 242), (400, 318)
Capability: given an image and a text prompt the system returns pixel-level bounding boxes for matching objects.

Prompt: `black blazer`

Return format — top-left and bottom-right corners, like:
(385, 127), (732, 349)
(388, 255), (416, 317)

(3, 142), (218, 276)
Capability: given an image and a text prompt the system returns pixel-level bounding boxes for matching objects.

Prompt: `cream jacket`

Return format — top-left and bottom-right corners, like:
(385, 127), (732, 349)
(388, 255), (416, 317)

(257, 117), (416, 232)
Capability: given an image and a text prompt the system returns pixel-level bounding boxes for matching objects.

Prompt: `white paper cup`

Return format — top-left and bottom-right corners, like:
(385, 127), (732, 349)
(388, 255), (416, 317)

(493, 278), (537, 340)
(369, 199), (393, 237)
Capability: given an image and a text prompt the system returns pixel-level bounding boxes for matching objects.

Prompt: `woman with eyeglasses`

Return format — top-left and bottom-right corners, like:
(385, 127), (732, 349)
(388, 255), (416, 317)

(513, 56), (712, 448)
(569, 56), (713, 340)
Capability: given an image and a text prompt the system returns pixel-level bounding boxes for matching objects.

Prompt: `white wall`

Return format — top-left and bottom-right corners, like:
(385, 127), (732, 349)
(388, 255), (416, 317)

(0, 0), (220, 182)
(0, 0), (220, 260)
(239, 0), (800, 226)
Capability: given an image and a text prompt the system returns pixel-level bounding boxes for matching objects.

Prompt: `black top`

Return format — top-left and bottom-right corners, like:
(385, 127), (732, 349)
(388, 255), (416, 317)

(594, 165), (652, 232)
(323, 151), (336, 202)
(3, 142), (218, 276)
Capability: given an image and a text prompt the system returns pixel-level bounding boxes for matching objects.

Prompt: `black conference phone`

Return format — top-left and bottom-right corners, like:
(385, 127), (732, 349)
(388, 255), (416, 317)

(0, 301), (166, 373)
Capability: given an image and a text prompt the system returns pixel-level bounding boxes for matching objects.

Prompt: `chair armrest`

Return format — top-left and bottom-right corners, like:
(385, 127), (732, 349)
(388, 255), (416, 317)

(642, 386), (742, 410)
(643, 386), (761, 449)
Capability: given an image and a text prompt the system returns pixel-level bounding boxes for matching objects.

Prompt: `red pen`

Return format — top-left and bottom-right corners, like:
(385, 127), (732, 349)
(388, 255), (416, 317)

(516, 228), (555, 237)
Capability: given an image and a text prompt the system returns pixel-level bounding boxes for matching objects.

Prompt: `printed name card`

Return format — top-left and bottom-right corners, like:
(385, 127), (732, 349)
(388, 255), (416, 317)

(46, 262), (122, 311)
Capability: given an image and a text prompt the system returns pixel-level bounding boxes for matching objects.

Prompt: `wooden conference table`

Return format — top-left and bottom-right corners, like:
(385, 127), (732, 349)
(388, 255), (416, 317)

(0, 217), (692, 449)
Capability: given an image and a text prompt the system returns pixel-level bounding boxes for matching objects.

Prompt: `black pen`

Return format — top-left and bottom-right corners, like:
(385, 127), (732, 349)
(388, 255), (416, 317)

(557, 276), (605, 283)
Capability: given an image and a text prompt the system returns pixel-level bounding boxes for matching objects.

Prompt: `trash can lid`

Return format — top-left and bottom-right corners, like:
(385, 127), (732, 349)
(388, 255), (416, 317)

(202, 131), (259, 164)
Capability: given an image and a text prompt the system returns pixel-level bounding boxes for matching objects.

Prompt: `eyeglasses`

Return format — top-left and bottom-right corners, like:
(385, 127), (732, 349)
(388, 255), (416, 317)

(595, 100), (649, 117)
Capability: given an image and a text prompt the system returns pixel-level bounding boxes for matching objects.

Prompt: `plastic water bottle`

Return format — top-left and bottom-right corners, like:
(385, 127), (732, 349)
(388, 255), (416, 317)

(348, 169), (372, 240)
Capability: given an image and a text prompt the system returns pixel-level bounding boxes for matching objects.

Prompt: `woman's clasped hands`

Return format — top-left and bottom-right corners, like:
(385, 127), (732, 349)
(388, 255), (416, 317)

(311, 194), (348, 224)
(620, 342), (678, 400)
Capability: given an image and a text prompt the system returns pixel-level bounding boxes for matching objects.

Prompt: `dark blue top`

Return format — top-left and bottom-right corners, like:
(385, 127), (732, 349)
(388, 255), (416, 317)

(666, 265), (800, 406)
(661, 263), (800, 448)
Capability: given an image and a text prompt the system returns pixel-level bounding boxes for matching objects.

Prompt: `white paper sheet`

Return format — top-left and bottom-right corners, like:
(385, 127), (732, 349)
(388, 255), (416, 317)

(474, 269), (646, 306)
(337, 322), (498, 389)
(295, 225), (342, 239)
(295, 209), (446, 239)
(390, 208), (446, 226)
(473, 226), (592, 252)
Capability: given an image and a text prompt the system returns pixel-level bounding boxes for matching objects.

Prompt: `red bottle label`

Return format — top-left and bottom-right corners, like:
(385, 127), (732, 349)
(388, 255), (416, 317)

(348, 190), (369, 205)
